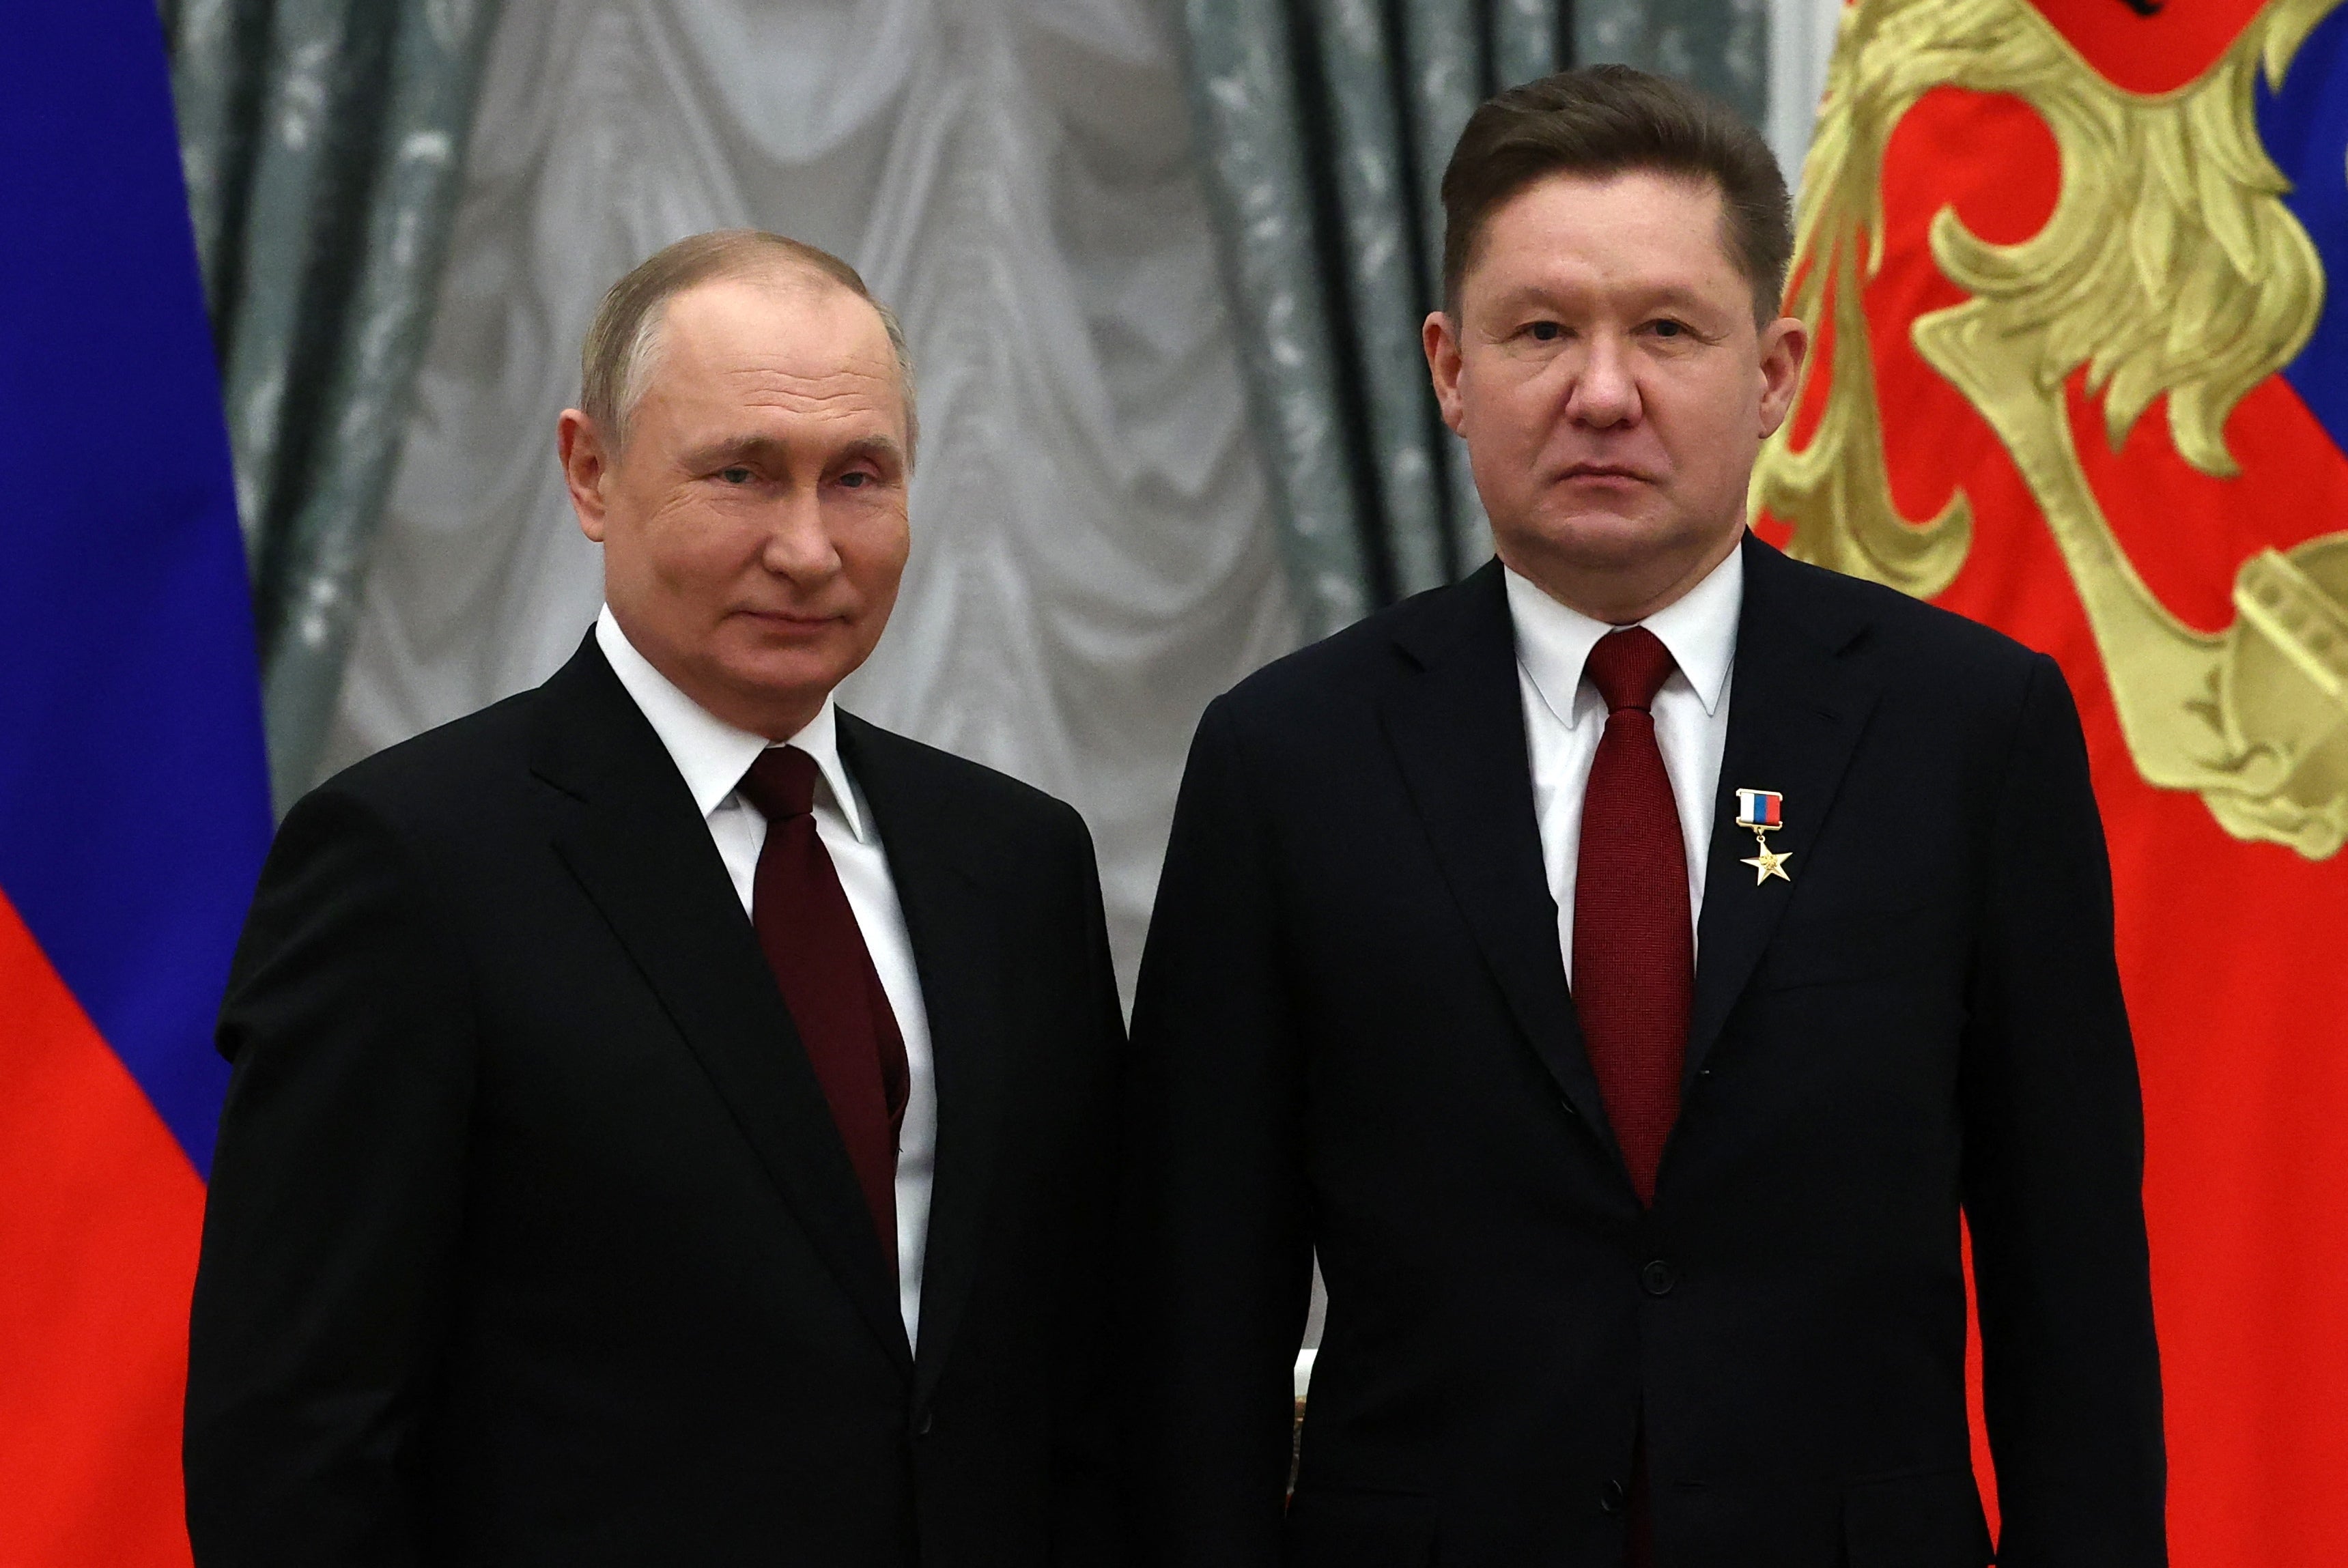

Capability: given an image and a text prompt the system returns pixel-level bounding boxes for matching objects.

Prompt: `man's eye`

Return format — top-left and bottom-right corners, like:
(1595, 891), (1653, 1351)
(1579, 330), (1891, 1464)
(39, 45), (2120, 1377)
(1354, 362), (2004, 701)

(717, 466), (754, 485)
(1528, 321), (1563, 342)
(837, 470), (872, 489)
(1651, 319), (1685, 339)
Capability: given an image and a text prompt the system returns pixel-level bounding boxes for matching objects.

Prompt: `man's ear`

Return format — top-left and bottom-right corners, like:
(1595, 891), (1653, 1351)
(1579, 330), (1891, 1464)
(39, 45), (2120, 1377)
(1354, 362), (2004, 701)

(1423, 311), (1467, 435)
(557, 409), (614, 543)
(1755, 314), (1810, 440)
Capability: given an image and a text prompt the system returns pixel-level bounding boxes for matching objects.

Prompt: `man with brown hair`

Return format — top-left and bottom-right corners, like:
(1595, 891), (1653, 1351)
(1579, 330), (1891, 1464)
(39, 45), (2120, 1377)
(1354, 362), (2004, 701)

(186, 231), (1124, 1566)
(1124, 68), (2164, 1568)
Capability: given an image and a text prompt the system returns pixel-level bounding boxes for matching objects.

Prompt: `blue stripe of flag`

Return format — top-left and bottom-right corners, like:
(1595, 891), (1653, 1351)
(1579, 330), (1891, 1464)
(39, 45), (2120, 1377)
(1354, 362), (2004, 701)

(0, 1), (273, 1177)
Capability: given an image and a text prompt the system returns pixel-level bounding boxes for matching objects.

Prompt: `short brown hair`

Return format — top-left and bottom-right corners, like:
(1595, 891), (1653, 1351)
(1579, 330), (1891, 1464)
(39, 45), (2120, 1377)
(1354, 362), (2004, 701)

(1440, 66), (1792, 325)
(580, 229), (918, 461)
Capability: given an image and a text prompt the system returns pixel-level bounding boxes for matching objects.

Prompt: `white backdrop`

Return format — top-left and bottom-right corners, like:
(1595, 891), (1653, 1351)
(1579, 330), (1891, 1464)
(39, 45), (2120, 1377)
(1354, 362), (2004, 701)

(323, 0), (1301, 995)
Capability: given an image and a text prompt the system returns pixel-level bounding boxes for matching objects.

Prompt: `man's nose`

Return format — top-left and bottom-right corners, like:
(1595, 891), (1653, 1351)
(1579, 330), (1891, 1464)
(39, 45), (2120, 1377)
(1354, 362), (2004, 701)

(760, 487), (843, 581)
(1565, 334), (1641, 428)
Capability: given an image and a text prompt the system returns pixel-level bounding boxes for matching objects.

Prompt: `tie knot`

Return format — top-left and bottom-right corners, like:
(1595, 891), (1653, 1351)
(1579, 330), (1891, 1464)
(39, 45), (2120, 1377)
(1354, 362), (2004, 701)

(737, 745), (819, 821)
(1584, 626), (1677, 713)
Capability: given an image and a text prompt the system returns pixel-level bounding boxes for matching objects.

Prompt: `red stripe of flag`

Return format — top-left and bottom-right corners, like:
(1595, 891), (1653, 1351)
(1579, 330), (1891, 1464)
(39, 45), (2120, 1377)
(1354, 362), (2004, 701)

(0, 889), (203, 1565)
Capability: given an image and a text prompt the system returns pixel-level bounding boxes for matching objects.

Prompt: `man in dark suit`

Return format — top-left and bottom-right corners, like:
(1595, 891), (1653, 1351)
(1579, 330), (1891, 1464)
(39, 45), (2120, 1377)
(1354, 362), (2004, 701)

(1122, 68), (2163, 1568)
(186, 231), (1123, 1566)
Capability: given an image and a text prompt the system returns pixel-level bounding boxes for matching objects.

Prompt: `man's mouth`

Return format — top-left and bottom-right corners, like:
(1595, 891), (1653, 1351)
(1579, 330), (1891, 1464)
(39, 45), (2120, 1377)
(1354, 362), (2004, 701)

(736, 608), (847, 631)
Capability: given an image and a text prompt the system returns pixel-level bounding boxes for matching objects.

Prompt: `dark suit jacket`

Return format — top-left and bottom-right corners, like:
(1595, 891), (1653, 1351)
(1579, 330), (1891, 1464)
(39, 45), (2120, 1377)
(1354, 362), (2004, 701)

(186, 636), (1125, 1567)
(1122, 535), (2163, 1568)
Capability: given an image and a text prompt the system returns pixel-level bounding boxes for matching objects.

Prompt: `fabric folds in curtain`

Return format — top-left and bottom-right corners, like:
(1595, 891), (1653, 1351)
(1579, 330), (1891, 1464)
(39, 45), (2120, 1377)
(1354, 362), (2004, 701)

(1180, 0), (1770, 638)
(1180, 0), (1562, 638)
(162, 0), (505, 809)
(321, 0), (1299, 997)
(1576, 0), (1767, 129)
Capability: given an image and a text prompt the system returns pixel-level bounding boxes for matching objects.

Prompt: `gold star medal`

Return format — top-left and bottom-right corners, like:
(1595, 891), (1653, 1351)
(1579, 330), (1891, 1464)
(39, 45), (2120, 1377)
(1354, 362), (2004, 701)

(1734, 787), (1792, 885)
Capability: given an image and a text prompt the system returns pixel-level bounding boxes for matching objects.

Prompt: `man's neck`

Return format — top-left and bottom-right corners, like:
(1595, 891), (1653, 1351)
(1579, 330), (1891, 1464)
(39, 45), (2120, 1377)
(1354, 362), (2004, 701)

(1503, 526), (1744, 625)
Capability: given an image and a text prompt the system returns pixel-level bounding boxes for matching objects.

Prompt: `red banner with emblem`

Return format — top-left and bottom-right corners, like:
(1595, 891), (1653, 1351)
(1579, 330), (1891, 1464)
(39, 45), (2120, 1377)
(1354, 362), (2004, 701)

(1754, 1), (2348, 1561)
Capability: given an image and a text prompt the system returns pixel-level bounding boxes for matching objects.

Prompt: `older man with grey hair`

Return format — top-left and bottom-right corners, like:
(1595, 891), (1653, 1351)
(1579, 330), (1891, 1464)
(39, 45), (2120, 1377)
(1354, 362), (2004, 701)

(186, 230), (1126, 1567)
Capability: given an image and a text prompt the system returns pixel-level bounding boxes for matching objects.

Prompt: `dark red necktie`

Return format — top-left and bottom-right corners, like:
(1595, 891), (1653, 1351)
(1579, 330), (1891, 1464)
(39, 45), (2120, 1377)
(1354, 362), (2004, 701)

(1572, 627), (1693, 1204)
(1571, 629), (1693, 1568)
(736, 746), (910, 1268)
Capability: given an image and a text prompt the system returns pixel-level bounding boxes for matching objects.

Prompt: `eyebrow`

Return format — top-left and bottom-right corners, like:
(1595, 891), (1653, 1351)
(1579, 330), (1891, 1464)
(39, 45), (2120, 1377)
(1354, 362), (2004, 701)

(831, 434), (905, 469)
(1495, 280), (1719, 315)
(679, 432), (905, 471)
(679, 434), (786, 470)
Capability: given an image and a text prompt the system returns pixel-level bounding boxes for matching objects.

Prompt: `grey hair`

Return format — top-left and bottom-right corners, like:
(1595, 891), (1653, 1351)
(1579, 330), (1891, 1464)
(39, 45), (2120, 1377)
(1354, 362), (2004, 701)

(580, 229), (918, 465)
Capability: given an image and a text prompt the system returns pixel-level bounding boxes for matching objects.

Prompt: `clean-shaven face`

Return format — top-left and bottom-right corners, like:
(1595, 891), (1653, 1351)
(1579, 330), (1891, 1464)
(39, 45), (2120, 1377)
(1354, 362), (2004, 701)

(563, 276), (911, 738)
(1426, 169), (1804, 616)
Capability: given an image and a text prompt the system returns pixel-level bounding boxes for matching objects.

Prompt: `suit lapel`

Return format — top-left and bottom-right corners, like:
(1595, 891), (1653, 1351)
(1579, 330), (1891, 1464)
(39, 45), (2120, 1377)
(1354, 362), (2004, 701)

(1379, 566), (1615, 1147)
(1685, 536), (1882, 1085)
(838, 716), (1008, 1407)
(531, 640), (914, 1375)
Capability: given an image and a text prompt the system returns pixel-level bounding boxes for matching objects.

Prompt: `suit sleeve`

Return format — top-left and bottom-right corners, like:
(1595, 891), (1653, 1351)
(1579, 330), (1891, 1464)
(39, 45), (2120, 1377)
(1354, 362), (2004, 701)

(1120, 698), (1314, 1568)
(184, 785), (475, 1568)
(1960, 654), (2166, 1567)
(1049, 797), (1131, 1568)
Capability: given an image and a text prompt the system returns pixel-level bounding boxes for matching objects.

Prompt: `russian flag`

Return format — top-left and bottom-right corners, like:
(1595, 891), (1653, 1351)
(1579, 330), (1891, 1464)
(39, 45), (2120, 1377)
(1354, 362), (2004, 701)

(1734, 788), (1782, 829)
(1, 4), (272, 1561)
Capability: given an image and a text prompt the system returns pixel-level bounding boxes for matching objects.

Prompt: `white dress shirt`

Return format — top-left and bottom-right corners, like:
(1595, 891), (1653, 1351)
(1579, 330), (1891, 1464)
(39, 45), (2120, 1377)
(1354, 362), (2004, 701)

(596, 608), (937, 1346)
(1505, 545), (1743, 984)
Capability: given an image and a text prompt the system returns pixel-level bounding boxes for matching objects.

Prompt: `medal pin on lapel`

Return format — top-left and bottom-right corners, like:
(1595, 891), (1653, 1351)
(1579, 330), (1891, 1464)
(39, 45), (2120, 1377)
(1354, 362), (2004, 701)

(1735, 788), (1792, 885)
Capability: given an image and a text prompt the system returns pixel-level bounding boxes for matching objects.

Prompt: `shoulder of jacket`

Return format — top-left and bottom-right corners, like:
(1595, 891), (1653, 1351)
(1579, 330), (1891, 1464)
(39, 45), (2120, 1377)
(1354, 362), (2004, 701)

(1218, 572), (1481, 719)
(842, 715), (1085, 840)
(296, 685), (544, 830)
(1763, 550), (2049, 705)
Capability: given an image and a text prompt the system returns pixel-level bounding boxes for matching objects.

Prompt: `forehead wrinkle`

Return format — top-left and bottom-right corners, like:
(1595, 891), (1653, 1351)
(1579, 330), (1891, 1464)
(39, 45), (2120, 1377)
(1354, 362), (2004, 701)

(617, 270), (834, 405)
(717, 373), (900, 423)
(632, 283), (914, 466)
(720, 360), (894, 390)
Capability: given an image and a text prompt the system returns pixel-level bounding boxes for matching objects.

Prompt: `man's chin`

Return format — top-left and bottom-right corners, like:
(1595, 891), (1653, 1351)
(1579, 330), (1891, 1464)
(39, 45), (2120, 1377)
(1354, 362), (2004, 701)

(1510, 509), (1685, 571)
(672, 636), (858, 732)
(722, 646), (851, 694)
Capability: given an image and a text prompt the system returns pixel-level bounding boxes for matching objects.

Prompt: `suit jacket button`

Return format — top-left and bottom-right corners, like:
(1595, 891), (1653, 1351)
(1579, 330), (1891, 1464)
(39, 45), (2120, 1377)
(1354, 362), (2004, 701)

(1601, 1477), (1628, 1514)
(1641, 1259), (1677, 1296)
(914, 1409), (935, 1438)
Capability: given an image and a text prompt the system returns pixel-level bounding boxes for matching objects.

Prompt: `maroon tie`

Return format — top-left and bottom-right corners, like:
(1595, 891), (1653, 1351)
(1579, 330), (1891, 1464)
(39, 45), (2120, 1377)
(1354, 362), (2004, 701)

(1572, 629), (1691, 1568)
(736, 746), (910, 1268)
(1572, 626), (1692, 1201)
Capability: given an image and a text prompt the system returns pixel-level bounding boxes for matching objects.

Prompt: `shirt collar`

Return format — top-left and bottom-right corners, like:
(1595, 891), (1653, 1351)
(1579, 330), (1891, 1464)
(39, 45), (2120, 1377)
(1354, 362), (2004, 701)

(594, 606), (868, 842)
(1503, 541), (1743, 730)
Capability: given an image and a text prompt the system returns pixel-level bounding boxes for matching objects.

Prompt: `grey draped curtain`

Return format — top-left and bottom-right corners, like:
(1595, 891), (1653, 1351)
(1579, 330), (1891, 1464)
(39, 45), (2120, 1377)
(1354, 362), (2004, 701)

(320, 0), (1300, 1001)
(1179, 0), (1769, 638)
(1579, 0), (1768, 124)
(159, 0), (1788, 806)
(161, 0), (505, 808)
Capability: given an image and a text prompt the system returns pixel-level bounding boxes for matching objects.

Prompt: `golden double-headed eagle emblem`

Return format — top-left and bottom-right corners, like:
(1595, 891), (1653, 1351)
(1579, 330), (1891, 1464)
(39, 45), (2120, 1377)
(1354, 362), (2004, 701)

(1752, 0), (2348, 859)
